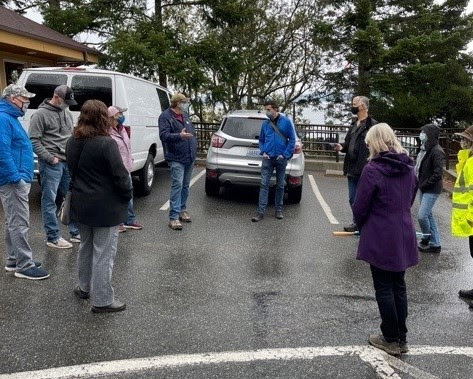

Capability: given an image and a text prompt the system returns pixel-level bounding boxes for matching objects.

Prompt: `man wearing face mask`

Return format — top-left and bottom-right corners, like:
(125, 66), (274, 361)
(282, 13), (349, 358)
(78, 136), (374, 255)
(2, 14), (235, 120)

(108, 105), (142, 232)
(415, 124), (445, 253)
(334, 96), (377, 232)
(0, 84), (50, 279)
(29, 85), (80, 249)
(159, 93), (197, 230)
(252, 99), (296, 222)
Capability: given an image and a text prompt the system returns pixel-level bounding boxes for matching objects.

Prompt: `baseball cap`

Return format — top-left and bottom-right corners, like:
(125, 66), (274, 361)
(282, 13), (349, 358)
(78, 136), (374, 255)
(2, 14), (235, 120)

(2, 84), (35, 98)
(170, 93), (189, 103)
(54, 85), (77, 106)
(455, 125), (473, 143)
(108, 106), (128, 117)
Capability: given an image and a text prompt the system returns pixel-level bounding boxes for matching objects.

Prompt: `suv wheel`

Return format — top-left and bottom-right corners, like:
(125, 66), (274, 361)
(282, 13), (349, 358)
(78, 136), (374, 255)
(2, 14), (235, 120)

(136, 153), (155, 196)
(287, 185), (302, 204)
(205, 177), (220, 196)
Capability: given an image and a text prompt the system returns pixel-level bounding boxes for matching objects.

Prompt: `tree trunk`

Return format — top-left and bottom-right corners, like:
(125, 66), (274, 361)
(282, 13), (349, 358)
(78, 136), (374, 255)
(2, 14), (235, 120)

(155, 0), (167, 87)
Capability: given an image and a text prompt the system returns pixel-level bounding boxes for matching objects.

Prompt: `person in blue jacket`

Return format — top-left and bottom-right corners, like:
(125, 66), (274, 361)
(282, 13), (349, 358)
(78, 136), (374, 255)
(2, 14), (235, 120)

(159, 93), (197, 230)
(252, 100), (296, 222)
(0, 84), (49, 280)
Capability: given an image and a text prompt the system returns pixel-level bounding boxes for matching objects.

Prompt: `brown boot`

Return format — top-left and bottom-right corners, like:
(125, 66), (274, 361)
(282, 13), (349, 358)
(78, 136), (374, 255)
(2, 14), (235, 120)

(179, 211), (191, 222)
(168, 219), (183, 230)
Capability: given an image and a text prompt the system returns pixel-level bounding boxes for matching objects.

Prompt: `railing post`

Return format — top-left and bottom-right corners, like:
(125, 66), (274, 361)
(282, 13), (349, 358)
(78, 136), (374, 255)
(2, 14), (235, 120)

(336, 129), (339, 163)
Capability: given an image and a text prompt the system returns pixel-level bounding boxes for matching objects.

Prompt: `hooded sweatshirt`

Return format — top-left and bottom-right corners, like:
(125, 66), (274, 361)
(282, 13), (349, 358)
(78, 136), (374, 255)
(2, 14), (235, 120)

(353, 151), (419, 272)
(415, 124), (445, 194)
(0, 99), (34, 185)
(28, 99), (74, 163)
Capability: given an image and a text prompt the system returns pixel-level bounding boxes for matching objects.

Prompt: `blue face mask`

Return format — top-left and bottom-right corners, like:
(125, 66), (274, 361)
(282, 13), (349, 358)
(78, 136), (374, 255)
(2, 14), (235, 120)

(419, 131), (427, 143)
(117, 116), (125, 125)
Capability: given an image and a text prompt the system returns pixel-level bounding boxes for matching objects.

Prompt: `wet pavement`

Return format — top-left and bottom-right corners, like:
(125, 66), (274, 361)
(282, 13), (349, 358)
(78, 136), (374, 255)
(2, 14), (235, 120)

(0, 166), (472, 378)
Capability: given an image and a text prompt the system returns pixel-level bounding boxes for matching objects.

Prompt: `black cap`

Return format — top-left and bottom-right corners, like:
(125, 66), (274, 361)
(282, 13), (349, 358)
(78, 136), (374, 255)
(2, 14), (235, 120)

(54, 85), (77, 106)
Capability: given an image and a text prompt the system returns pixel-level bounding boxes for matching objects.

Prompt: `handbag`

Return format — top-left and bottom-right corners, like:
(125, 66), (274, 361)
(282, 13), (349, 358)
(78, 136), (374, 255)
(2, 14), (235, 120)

(58, 140), (87, 225)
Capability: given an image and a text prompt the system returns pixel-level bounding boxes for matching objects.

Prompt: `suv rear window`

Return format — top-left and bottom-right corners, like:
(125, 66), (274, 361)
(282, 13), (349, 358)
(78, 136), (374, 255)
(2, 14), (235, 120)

(25, 73), (67, 109)
(70, 75), (112, 111)
(221, 117), (265, 139)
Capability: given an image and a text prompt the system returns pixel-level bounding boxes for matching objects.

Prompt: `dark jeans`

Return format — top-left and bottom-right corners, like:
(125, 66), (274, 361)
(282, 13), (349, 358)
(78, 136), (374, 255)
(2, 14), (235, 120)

(257, 157), (287, 214)
(347, 175), (359, 207)
(370, 265), (408, 343)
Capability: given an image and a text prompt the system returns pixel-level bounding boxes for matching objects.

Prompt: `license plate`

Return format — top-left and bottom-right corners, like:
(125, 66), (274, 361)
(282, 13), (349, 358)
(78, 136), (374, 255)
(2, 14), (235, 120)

(246, 149), (261, 157)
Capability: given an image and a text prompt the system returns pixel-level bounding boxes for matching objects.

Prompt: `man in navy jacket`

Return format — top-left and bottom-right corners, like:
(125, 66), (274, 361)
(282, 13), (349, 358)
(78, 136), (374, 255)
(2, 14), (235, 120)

(252, 100), (295, 222)
(0, 84), (49, 280)
(159, 93), (197, 230)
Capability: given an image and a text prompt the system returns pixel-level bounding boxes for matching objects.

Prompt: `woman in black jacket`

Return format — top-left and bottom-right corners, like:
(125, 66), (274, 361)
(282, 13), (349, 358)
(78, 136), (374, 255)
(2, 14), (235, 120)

(415, 124), (445, 254)
(66, 100), (132, 313)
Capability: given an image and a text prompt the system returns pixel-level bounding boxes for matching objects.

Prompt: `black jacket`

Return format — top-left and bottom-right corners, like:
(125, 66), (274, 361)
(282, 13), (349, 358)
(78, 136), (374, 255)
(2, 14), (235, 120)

(416, 124), (445, 194)
(66, 136), (132, 227)
(342, 116), (377, 177)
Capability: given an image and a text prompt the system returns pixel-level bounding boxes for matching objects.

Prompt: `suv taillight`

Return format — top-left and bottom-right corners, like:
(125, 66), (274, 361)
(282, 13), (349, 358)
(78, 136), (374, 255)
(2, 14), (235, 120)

(211, 134), (226, 148)
(293, 142), (302, 154)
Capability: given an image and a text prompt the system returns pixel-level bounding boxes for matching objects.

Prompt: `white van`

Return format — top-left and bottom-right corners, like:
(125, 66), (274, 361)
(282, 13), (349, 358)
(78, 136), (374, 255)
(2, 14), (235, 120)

(16, 67), (171, 195)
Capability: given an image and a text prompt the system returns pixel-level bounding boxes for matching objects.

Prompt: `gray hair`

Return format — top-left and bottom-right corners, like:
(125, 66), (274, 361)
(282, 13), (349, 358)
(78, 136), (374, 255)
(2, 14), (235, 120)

(354, 96), (369, 111)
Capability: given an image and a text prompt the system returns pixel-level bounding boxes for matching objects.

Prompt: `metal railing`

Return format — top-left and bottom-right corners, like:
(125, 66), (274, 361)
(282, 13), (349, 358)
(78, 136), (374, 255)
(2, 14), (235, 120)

(193, 122), (463, 170)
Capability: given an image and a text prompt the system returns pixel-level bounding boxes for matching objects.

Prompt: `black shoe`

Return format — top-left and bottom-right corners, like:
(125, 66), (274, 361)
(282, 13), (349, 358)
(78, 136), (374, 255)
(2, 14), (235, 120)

(418, 239), (429, 249)
(275, 211), (283, 220)
(252, 213), (264, 222)
(419, 245), (441, 253)
(459, 289), (473, 299)
(74, 285), (89, 300)
(343, 223), (358, 233)
(91, 300), (126, 313)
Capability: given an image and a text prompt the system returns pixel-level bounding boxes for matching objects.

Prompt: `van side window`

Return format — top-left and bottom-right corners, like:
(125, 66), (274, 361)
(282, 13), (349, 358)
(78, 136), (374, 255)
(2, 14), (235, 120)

(156, 89), (170, 110)
(25, 74), (67, 109)
(70, 76), (112, 111)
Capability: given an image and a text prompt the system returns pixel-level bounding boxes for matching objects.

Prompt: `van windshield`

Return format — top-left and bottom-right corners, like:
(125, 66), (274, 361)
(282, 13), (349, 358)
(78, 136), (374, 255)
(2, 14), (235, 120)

(25, 74), (67, 109)
(221, 117), (265, 139)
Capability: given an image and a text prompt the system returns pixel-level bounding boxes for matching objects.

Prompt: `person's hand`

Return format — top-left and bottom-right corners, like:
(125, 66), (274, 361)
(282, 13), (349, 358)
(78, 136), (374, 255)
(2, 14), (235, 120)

(180, 128), (193, 139)
(262, 153), (269, 159)
(51, 157), (60, 164)
(333, 143), (342, 151)
(277, 155), (284, 160)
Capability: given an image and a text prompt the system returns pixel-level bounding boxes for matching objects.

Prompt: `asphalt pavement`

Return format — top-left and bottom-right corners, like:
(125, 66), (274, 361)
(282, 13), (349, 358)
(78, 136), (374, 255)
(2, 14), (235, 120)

(0, 165), (472, 379)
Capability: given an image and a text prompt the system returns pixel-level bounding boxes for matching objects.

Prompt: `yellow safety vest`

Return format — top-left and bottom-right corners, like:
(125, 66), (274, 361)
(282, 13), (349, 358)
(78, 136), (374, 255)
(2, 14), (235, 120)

(452, 149), (473, 236)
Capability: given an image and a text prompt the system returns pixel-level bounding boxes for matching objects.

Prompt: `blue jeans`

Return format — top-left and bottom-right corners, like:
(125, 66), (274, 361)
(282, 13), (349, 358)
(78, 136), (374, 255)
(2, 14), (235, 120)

(168, 161), (193, 220)
(124, 175), (136, 225)
(371, 265), (408, 343)
(39, 160), (79, 242)
(257, 157), (287, 214)
(417, 192), (440, 247)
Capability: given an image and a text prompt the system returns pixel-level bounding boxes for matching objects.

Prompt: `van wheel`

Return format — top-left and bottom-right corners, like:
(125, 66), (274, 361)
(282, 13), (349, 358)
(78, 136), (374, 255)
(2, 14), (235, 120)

(287, 185), (302, 204)
(137, 154), (155, 196)
(205, 178), (220, 196)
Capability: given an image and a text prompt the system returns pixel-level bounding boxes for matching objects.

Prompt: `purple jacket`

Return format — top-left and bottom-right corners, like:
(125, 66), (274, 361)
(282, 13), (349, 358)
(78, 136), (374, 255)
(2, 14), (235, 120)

(353, 151), (419, 272)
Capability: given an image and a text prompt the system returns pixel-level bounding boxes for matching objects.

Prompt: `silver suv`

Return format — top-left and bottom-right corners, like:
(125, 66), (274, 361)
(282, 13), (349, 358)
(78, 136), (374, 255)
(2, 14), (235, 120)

(205, 110), (304, 203)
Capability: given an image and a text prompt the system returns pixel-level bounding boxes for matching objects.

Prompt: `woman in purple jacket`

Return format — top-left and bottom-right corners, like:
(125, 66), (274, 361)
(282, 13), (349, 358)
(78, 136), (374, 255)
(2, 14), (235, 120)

(352, 123), (418, 357)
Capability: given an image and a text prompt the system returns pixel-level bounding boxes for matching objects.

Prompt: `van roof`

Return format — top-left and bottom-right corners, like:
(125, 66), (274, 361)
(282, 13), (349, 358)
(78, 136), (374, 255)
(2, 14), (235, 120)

(23, 67), (171, 93)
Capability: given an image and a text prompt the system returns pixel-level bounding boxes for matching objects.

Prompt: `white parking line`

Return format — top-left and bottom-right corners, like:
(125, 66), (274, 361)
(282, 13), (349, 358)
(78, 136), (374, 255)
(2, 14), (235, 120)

(308, 174), (339, 225)
(159, 169), (206, 211)
(1, 345), (472, 379)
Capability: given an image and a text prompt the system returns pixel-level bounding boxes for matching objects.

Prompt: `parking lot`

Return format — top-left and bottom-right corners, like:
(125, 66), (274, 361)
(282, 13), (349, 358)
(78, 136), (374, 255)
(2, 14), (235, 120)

(1, 165), (473, 378)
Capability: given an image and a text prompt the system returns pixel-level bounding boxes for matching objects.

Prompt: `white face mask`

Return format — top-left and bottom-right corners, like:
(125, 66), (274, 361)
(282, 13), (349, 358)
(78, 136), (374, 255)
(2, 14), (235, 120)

(419, 131), (427, 143)
(13, 98), (30, 114)
(461, 139), (471, 149)
(265, 110), (273, 119)
(179, 102), (190, 113)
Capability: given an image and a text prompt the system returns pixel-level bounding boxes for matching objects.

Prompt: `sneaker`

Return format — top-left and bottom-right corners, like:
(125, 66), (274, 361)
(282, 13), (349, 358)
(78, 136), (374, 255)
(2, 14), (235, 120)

(70, 235), (81, 243)
(400, 341), (409, 354)
(74, 285), (89, 300)
(124, 222), (143, 230)
(459, 289), (473, 299)
(91, 300), (126, 313)
(179, 211), (191, 222)
(368, 334), (401, 356)
(5, 260), (42, 272)
(418, 239), (429, 249)
(169, 219), (183, 230)
(46, 237), (73, 249)
(14, 266), (50, 280)
(252, 213), (264, 222)
(118, 224), (127, 233)
(344, 223), (358, 232)
(275, 211), (283, 220)
(419, 244), (441, 253)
